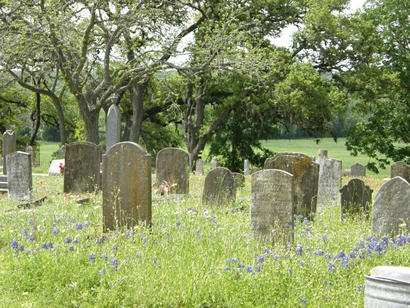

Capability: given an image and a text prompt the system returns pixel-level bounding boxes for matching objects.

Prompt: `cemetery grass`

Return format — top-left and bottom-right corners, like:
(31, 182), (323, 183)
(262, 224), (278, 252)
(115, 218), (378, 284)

(0, 176), (409, 307)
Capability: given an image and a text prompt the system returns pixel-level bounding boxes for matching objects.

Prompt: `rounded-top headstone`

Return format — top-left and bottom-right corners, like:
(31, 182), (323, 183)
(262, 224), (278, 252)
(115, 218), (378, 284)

(106, 104), (121, 151)
(390, 161), (409, 182)
(340, 178), (373, 218)
(351, 163), (366, 177)
(2, 130), (16, 175)
(202, 167), (235, 207)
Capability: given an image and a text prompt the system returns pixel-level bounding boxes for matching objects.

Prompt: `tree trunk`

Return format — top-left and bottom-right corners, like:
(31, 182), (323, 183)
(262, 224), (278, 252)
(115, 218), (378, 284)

(129, 82), (148, 143)
(50, 96), (67, 145)
(28, 92), (41, 146)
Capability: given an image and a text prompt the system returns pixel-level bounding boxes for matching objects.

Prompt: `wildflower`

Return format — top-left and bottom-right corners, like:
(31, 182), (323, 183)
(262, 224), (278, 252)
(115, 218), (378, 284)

(238, 263), (245, 269)
(76, 223), (82, 231)
(358, 285), (363, 292)
(113, 245), (118, 251)
(175, 221), (181, 227)
(301, 298), (307, 304)
(42, 242), (53, 249)
(288, 268), (293, 274)
(18, 245), (24, 252)
(255, 265), (261, 272)
(11, 239), (18, 249)
(325, 253), (331, 260)
(296, 245), (303, 256)
(258, 256), (265, 263)
(98, 270), (104, 275)
(342, 213), (346, 219)
(89, 253), (96, 261)
(322, 235), (328, 241)
(274, 255), (280, 261)
(231, 257), (238, 263)
(349, 252), (356, 259)
(304, 218), (310, 225)
(328, 262), (335, 272)
(135, 252), (141, 258)
(263, 248), (271, 254)
(65, 237), (72, 244)
(52, 227), (59, 235)
(83, 221), (89, 228)
(101, 253), (107, 260)
(224, 267), (230, 271)
(300, 261), (305, 267)
(21, 228), (28, 237)
(246, 266), (253, 273)
(69, 246), (74, 251)
(29, 219), (34, 226)
(314, 250), (323, 256)
(110, 257), (118, 267)
(97, 236), (105, 244)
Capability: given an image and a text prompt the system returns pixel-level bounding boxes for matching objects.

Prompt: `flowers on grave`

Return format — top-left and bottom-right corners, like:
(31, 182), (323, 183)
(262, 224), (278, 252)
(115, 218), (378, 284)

(58, 162), (65, 173)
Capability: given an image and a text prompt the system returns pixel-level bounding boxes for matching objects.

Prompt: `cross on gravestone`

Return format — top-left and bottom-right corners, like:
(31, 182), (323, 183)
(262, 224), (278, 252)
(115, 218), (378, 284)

(64, 142), (101, 193)
(195, 159), (204, 176)
(251, 169), (294, 244)
(264, 152), (319, 219)
(202, 167), (236, 207)
(2, 130), (16, 175)
(372, 177), (410, 238)
(390, 161), (409, 182)
(351, 163), (366, 177)
(316, 151), (342, 208)
(211, 156), (218, 170)
(102, 142), (151, 231)
(106, 104), (121, 152)
(156, 148), (190, 194)
(6, 151), (32, 201)
(244, 159), (250, 176)
(340, 179), (373, 218)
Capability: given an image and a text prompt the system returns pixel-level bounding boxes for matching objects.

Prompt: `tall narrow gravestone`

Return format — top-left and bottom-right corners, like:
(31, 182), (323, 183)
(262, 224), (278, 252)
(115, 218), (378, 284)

(390, 161), (409, 182)
(195, 159), (204, 176)
(244, 159), (250, 176)
(372, 177), (410, 237)
(2, 130), (16, 175)
(156, 148), (189, 194)
(202, 167), (236, 207)
(103, 142), (151, 231)
(251, 169), (294, 244)
(106, 104), (121, 151)
(316, 150), (342, 208)
(64, 142), (101, 193)
(351, 163), (366, 177)
(264, 153), (319, 219)
(340, 179), (373, 218)
(6, 151), (32, 201)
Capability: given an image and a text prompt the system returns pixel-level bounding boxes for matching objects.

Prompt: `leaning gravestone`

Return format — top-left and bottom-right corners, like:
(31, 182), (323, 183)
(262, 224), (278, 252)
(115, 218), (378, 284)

(244, 159), (250, 176)
(48, 159), (65, 176)
(316, 150), (342, 208)
(251, 169), (294, 244)
(64, 142), (101, 193)
(211, 156), (218, 170)
(6, 151), (32, 201)
(106, 104), (121, 151)
(156, 148), (189, 194)
(390, 161), (409, 182)
(232, 172), (245, 190)
(372, 177), (410, 237)
(195, 159), (204, 176)
(264, 152), (319, 219)
(103, 142), (151, 231)
(351, 163), (366, 176)
(340, 179), (373, 218)
(2, 130), (16, 175)
(202, 167), (236, 207)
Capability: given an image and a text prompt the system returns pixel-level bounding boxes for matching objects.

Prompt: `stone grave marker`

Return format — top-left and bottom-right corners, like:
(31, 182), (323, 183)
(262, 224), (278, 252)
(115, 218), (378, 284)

(25, 146), (35, 166)
(202, 167), (236, 207)
(351, 163), (366, 177)
(340, 178), (373, 218)
(251, 169), (294, 244)
(6, 151), (32, 201)
(264, 152), (319, 219)
(343, 169), (351, 177)
(195, 159), (204, 176)
(390, 161), (409, 182)
(232, 172), (245, 190)
(103, 142), (151, 231)
(106, 104), (121, 151)
(58, 145), (66, 157)
(211, 156), (218, 170)
(316, 150), (342, 208)
(48, 159), (65, 176)
(156, 148), (189, 194)
(372, 177), (410, 237)
(244, 159), (250, 176)
(64, 142), (101, 193)
(2, 130), (16, 175)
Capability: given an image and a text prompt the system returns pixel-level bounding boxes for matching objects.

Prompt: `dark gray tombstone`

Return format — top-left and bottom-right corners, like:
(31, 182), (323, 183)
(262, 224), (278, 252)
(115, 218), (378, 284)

(390, 161), (409, 182)
(232, 172), (245, 190)
(251, 169), (294, 244)
(244, 159), (250, 176)
(2, 130), (16, 175)
(211, 156), (218, 170)
(351, 163), (366, 177)
(156, 148), (189, 194)
(103, 142), (151, 231)
(264, 152), (319, 219)
(202, 167), (236, 207)
(340, 179), (373, 218)
(64, 142), (101, 193)
(195, 159), (204, 176)
(6, 151), (32, 201)
(106, 104), (121, 151)
(317, 152), (342, 208)
(372, 177), (410, 237)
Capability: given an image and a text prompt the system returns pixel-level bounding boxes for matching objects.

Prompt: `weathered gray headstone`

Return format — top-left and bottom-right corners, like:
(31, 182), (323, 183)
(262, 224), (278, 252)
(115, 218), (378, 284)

(106, 104), (121, 151)
(103, 142), (151, 231)
(232, 172), (245, 190)
(343, 169), (351, 177)
(244, 159), (250, 176)
(202, 167), (236, 207)
(6, 151), (32, 201)
(156, 148), (189, 194)
(2, 130), (16, 175)
(351, 163), (366, 177)
(64, 142), (101, 193)
(251, 169), (294, 244)
(340, 178), (373, 218)
(211, 156), (218, 170)
(195, 159), (204, 176)
(372, 177), (410, 237)
(390, 161), (409, 182)
(58, 145), (66, 157)
(48, 159), (65, 176)
(264, 152), (319, 219)
(316, 152), (342, 208)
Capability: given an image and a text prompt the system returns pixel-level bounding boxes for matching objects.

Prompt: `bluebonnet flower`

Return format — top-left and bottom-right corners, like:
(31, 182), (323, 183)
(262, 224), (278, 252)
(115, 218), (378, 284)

(65, 237), (72, 244)
(11, 239), (18, 249)
(101, 252), (107, 260)
(224, 267), (230, 271)
(83, 221), (89, 228)
(296, 245), (303, 256)
(238, 263), (245, 269)
(325, 253), (331, 260)
(98, 270), (104, 275)
(328, 262), (335, 272)
(322, 235), (328, 241)
(395, 234), (406, 246)
(21, 228), (28, 237)
(358, 285), (363, 292)
(113, 245), (118, 251)
(231, 257), (238, 263)
(300, 261), (305, 267)
(301, 298), (307, 304)
(305, 247), (310, 253)
(255, 265), (261, 272)
(211, 216), (217, 224)
(175, 221), (181, 227)
(76, 223), (82, 230)
(274, 255), (280, 261)
(263, 248), (271, 254)
(349, 252), (356, 259)
(304, 218), (310, 225)
(126, 231), (135, 238)
(342, 257), (349, 269)
(246, 266), (253, 273)
(314, 250), (323, 256)
(295, 215), (302, 222)
(18, 245), (24, 252)
(97, 236), (105, 244)
(52, 227), (59, 235)
(110, 257), (118, 267)
(69, 246), (74, 251)
(73, 239), (79, 244)
(284, 254), (289, 259)
(42, 242), (53, 249)
(89, 253), (96, 261)
(29, 219), (34, 226)
(258, 256), (264, 263)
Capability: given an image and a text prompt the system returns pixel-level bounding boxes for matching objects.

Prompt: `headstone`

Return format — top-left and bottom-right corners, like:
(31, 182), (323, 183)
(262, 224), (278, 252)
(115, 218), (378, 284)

(195, 159), (204, 176)
(251, 169), (294, 244)
(316, 151), (342, 208)
(103, 142), (151, 231)
(244, 159), (250, 176)
(188, 152), (193, 173)
(372, 177), (410, 237)
(390, 161), (409, 182)
(202, 167), (236, 207)
(48, 159), (65, 176)
(232, 172), (245, 190)
(6, 151), (32, 201)
(58, 145), (66, 156)
(211, 156), (218, 170)
(264, 152), (319, 219)
(2, 130), (16, 175)
(106, 104), (121, 151)
(351, 163), (366, 177)
(343, 169), (351, 177)
(340, 179), (373, 218)
(64, 142), (101, 193)
(156, 148), (189, 194)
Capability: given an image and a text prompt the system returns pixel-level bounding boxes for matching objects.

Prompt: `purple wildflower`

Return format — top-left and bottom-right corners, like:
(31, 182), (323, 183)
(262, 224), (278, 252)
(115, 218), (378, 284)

(11, 239), (18, 249)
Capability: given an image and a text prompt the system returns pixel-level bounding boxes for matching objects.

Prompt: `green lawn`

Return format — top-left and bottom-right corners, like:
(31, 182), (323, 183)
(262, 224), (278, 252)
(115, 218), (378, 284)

(32, 141), (61, 174)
